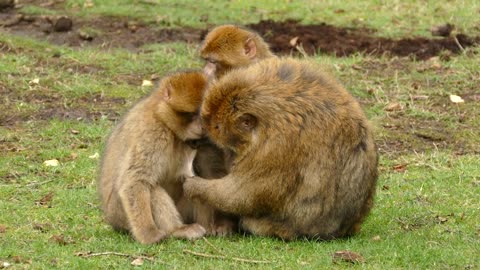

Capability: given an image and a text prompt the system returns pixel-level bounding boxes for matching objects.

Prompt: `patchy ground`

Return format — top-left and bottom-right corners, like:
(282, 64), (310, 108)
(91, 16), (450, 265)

(1, 9), (479, 59)
(1, 6), (479, 158)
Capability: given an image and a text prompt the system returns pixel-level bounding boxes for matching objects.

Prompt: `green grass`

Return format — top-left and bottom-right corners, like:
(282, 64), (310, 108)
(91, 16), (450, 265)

(19, 0), (480, 37)
(1, 1), (480, 269)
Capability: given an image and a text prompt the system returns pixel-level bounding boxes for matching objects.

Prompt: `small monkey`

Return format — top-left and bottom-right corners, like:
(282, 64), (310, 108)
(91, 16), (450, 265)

(184, 58), (378, 240)
(98, 71), (208, 244)
(199, 24), (275, 79)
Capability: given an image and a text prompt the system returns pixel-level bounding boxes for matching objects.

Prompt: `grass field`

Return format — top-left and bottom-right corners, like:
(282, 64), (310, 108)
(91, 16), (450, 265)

(1, 1), (479, 269)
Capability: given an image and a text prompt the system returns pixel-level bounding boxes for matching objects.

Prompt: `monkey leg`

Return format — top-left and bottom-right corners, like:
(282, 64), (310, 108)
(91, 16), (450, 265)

(150, 186), (206, 240)
(193, 203), (215, 234)
(240, 217), (297, 241)
(119, 181), (168, 244)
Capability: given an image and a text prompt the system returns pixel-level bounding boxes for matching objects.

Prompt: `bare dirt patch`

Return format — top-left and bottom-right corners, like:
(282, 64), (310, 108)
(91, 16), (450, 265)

(248, 20), (479, 60)
(1, 10), (478, 59)
(0, 84), (125, 126)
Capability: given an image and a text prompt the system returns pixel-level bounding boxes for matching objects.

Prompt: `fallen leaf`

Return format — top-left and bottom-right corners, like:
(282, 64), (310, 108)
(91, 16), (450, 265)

(332, 250), (365, 264)
(351, 64), (362, 70)
(141, 80), (153, 87)
(43, 159), (59, 167)
(74, 251), (91, 257)
(131, 258), (144, 266)
(334, 9), (345, 14)
(289, 36), (299, 47)
(83, 0), (94, 8)
(70, 129), (79, 134)
(29, 78), (40, 85)
(417, 57), (442, 71)
(384, 102), (402, 112)
(392, 164), (407, 172)
(50, 235), (68, 245)
(371, 235), (381, 241)
(88, 152), (99, 159)
(430, 23), (454, 37)
(0, 225), (6, 233)
(2, 261), (11, 268)
(33, 223), (52, 232)
(436, 216), (448, 223)
(449, 94), (464, 103)
(36, 192), (54, 206)
(70, 153), (78, 160)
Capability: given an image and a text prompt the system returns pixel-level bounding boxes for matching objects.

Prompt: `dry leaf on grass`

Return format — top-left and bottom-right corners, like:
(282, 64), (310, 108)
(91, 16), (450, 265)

(88, 152), (99, 159)
(449, 94), (464, 103)
(371, 235), (381, 241)
(29, 78), (40, 85)
(50, 234), (74, 245)
(0, 225), (6, 233)
(289, 36), (299, 47)
(332, 250), (365, 264)
(384, 102), (403, 112)
(32, 223), (52, 232)
(131, 258), (144, 266)
(141, 80), (153, 87)
(35, 192), (54, 206)
(392, 164), (407, 172)
(43, 159), (59, 167)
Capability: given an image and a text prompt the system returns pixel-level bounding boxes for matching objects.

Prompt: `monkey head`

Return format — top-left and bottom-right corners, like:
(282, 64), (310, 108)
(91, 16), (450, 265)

(159, 71), (208, 141)
(200, 77), (259, 154)
(199, 25), (272, 80)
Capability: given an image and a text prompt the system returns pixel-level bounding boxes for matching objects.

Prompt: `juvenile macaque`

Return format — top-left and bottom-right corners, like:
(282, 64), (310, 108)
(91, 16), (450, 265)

(184, 58), (379, 240)
(98, 71), (208, 244)
(199, 24), (275, 79)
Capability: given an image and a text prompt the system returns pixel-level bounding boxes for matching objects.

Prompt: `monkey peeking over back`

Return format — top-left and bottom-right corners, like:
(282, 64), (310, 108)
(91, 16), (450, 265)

(98, 71), (209, 244)
(199, 24), (275, 80)
(183, 58), (379, 240)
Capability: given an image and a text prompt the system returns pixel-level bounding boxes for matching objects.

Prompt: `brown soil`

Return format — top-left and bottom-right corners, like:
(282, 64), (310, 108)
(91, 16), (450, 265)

(248, 20), (479, 60)
(1, 10), (478, 59)
(0, 84), (125, 126)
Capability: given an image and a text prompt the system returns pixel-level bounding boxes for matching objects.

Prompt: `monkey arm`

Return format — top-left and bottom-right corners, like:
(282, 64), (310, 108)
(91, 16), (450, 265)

(183, 175), (269, 217)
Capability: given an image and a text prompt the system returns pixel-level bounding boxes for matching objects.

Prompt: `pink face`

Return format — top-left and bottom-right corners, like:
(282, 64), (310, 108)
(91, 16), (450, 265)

(184, 115), (205, 140)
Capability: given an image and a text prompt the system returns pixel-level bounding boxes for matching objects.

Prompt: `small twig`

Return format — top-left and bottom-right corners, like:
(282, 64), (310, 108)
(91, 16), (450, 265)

(452, 34), (465, 52)
(294, 44), (308, 58)
(183, 249), (271, 264)
(75, 251), (154, 262)
(26, 179), (54, 187)
(202, 237), (224, 255)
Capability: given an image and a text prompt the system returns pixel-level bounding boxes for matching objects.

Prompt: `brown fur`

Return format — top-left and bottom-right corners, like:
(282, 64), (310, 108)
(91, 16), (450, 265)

(199, 24), (275, 79)
(190, 24), (276, 235)
(98, 71), (208, 244)
(183, 58), (378, 240)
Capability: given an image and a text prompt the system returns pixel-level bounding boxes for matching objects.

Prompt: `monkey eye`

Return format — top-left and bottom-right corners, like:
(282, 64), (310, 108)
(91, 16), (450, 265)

(206, 58), (217, 64)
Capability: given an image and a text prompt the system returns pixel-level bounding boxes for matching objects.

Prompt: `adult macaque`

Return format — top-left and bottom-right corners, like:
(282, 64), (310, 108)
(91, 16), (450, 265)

(98, 71), (208, 244)
(190, 24), (276, 235)
(184, 58), (378, 240)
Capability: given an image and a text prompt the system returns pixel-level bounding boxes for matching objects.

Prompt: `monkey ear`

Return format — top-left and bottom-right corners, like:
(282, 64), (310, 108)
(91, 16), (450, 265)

(238, 113), (257, 132)
(244, 38), (257, 59)
(163, 84), (172, 101)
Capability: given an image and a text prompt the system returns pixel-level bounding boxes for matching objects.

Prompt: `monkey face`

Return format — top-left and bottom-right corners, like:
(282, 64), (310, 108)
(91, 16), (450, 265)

(202, 57), (233, 80)
(201, 104), (257, 153)
(160, 71), (208, 141)
(179, 112), (205, 140)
